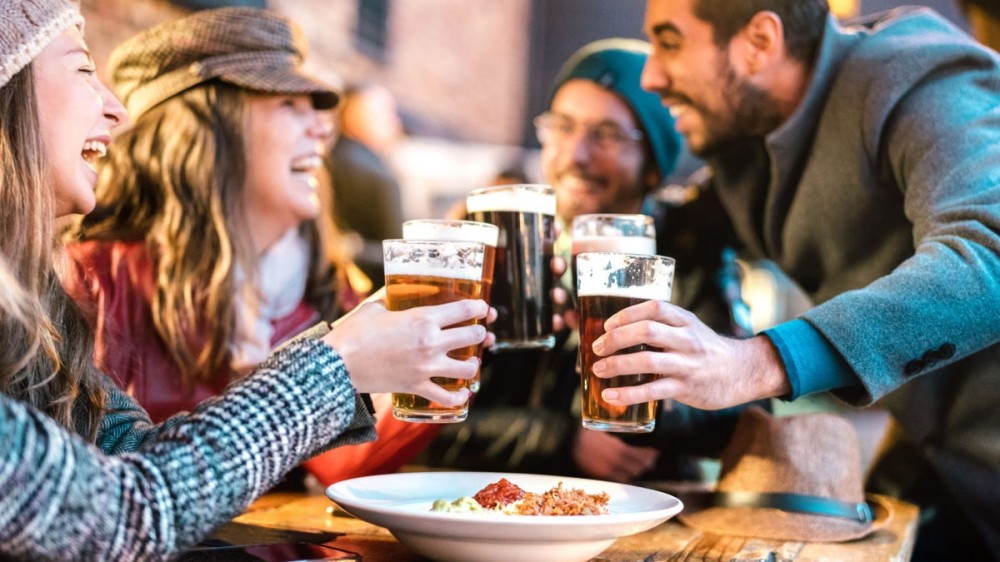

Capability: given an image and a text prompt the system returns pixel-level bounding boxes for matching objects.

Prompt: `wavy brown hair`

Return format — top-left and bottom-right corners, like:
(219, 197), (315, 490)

(68, 81), (351, 388)
(0, 64), (107, 441)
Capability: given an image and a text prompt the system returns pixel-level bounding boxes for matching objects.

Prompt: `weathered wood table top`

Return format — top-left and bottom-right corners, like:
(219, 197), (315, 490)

(199, 491), (917, 562)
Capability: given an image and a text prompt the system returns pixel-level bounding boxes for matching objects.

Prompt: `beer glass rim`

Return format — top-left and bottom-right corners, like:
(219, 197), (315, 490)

(467, 183), (554, 197)
(571, 213), (656, 240)
(465, 184), (556, 216)
(576, 251), (675, 266)
(382, 238), (486, 249)
(402, 219), (500, 247)
(572, 213), (654, 224)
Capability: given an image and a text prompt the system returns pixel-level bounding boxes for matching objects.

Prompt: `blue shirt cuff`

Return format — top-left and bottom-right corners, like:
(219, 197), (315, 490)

(763, 319), (857, 400)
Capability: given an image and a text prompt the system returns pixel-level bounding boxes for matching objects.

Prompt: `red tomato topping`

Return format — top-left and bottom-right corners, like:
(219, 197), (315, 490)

(473, 478), (526, 509)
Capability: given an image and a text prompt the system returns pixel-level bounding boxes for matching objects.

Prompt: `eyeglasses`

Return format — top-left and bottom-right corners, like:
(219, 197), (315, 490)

(533, 112), (643, 151)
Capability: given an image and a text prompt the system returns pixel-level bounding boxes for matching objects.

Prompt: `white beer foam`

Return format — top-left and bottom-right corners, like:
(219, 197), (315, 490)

(466, 185), (556, 215)
(572, 236), (656, 256)
(384, 261), (482, 281)
(403, 221), (499, 247)
(577, 254), (674, 301)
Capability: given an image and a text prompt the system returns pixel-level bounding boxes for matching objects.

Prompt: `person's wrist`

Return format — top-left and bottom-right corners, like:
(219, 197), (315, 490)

(747, 335), (791, 399)
(322, 327), (360, 385)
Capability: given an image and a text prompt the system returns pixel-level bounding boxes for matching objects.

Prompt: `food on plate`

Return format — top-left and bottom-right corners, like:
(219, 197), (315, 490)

(473, 477), (526, 508)
(430, 478), (610, 516)
(430, 496), (485, 513)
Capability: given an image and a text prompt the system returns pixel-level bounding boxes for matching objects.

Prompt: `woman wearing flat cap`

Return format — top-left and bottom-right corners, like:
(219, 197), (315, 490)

(0, 2), (492, 559)
(64, 5), (442, 487)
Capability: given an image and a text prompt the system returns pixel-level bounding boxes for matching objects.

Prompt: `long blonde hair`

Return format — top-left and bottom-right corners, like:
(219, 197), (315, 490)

(0, 64), (107, 441)
(69, 81), (351, 388)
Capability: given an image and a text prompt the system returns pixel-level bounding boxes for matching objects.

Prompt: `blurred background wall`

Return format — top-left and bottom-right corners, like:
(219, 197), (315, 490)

(80, 0), (974, 220)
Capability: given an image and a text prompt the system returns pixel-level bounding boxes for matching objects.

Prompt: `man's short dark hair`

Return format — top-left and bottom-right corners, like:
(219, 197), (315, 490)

(693, 0), (830, 63)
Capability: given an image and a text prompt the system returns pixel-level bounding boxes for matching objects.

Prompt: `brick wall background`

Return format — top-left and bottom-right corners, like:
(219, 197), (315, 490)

(81, 0), (531, 145)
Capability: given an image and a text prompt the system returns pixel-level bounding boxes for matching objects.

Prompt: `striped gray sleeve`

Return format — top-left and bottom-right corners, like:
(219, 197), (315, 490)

(0, 338), (376, 561)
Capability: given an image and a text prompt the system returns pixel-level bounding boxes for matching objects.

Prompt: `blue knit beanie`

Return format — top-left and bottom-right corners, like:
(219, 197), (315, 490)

(548, 38), (681, 182)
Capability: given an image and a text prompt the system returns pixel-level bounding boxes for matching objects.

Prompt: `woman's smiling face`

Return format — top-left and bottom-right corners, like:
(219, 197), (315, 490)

(33, 25), (126, 217)
(241, 93), (332, 252)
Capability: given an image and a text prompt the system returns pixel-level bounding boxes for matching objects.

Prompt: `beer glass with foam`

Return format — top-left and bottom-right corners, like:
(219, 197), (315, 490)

(383, 239), (485, 422)
(465, 184), (556, 350)
(402, 219), (498, 392)
(571, 213), (656, 298)
(577, 252), (674, 433)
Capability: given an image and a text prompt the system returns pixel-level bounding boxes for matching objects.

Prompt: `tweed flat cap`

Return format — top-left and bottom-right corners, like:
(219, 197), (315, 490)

(549, 39), (681, 183)
(108, 7), (339, 120)
(0, 0), (83, 88)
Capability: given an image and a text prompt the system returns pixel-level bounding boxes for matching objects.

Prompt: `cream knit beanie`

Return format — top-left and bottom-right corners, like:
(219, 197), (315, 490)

(0, 0), (83, 88)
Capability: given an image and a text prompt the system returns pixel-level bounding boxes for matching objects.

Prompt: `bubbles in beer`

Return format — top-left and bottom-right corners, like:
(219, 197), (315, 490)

(383, 240), (484, 281)
(576, 252), (674, 301)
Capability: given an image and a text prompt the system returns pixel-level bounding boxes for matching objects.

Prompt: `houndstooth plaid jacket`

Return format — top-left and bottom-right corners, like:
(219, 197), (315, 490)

(0, 336), (375, 561)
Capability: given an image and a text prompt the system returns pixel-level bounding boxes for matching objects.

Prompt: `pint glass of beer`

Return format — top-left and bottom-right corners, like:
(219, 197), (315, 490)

(383, 239), (486, 422)
(466, 184), (556, 350)
(402, 219), (499, 392)
(571, 214), (656, 297)
(577, 252), (674, 433)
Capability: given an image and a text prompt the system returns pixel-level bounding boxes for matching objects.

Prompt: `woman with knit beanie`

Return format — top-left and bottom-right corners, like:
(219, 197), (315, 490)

(0, 1), (491, 559)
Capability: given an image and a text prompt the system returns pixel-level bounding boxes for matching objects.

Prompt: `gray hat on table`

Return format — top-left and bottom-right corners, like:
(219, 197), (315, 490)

(109, 7), (340, 121)
(0, 0), (83, 88)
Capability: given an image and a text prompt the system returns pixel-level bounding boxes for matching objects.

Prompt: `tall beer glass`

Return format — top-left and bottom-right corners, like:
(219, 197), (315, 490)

(571, 213), (656, 298)
(577, 252), (674, 433)
(466, 184), (556, 350)
(383, 239), (485, 423)
(402, 219), (499, 392)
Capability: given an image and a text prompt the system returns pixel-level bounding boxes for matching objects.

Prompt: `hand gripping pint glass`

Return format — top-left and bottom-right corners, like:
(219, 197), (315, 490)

(383, 239), (486, 422)
(577, 252), (674, 433)
(402, 219), (499, 392)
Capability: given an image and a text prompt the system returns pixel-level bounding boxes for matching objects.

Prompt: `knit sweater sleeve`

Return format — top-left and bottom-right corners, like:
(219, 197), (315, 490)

(0, 338), (376, 561)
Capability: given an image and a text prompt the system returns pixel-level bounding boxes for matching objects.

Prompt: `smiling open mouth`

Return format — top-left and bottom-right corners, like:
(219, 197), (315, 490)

(290, 155), (322, 173)
(82, 140), (107, 169)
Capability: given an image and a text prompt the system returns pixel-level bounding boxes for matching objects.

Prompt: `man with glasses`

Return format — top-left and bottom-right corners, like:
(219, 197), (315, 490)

(536, 38), (681, 226)
(416, 39), (754, 484)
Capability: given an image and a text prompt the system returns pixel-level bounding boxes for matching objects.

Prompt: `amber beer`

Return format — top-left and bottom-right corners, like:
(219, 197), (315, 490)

(383, 239), (485, 423)
(466, 184), (556, 350)
(577, 252), (674, 433)
(402, 220), (499, 392)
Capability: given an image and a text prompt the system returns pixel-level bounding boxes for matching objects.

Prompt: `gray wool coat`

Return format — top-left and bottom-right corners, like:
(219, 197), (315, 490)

(705, 8), (1000, 549)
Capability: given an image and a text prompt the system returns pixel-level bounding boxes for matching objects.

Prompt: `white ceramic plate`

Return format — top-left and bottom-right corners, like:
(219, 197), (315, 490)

(326, 471), (683, 562)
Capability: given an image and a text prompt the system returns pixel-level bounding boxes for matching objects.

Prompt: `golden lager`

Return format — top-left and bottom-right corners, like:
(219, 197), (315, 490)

(383, 239), (485, 423)
(403, 220), (498, 392)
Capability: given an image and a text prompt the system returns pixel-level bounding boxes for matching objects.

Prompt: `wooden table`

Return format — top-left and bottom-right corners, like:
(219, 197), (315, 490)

(202, 491), (917, 562)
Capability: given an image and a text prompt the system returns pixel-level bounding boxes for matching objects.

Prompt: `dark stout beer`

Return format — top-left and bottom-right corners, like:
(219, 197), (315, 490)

(466, 185), (556, 350)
